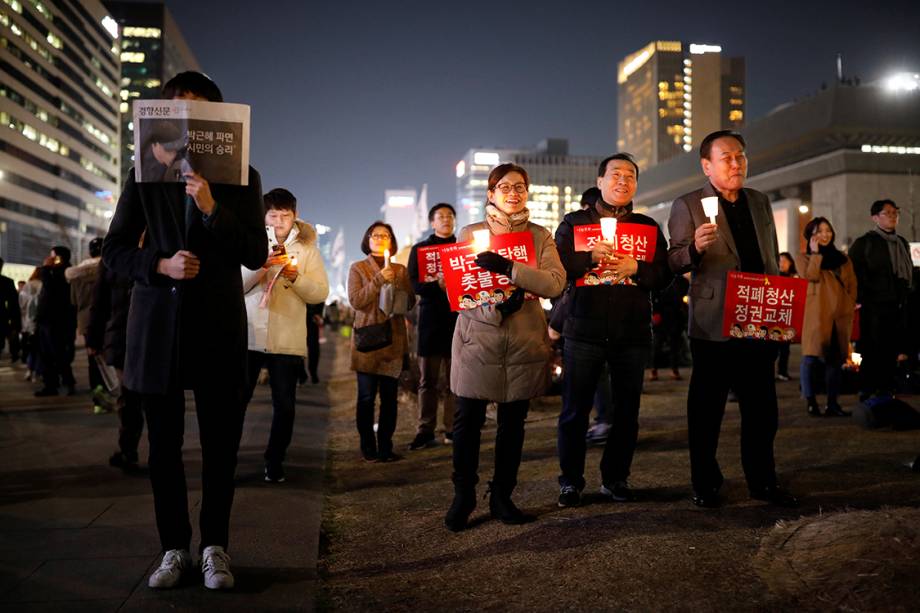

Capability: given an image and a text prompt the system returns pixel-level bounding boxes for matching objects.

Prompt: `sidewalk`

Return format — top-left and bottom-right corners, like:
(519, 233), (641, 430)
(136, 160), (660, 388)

(0, 337), (342, 612)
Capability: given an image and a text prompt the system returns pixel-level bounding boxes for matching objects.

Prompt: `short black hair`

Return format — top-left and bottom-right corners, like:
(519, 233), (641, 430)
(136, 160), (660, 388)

(580, 187), (601, 208)
(161, 71), (223, 102)
(52, 245), (71, 265)
(699, 130), (746, 159)
(88, 237), (104, 258)
(264, 188), (297, 213)
(360, 221), (397, 255)
(428, 202), (456, 221)
(597, 153), (639, 178)
(870, 199), (898, 216)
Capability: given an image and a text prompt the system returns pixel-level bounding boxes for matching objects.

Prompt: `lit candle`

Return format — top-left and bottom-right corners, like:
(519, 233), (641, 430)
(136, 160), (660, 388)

(701, 196), (719, 225)
(472, 229), (491, 253)
(600, 217), (617, 242)
(383, 249), (390, 267)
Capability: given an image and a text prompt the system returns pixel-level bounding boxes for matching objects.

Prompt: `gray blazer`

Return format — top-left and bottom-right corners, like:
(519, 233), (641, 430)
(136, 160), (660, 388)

(667, 182), (779, 341)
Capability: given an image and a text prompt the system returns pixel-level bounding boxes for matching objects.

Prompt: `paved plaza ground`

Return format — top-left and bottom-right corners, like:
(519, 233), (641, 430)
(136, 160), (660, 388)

(2, 336), (919, 611)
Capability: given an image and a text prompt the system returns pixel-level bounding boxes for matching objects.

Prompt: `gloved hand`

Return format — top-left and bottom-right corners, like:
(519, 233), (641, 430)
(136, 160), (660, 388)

(497, 288), (526, 318)
(475, 251), (514, 277)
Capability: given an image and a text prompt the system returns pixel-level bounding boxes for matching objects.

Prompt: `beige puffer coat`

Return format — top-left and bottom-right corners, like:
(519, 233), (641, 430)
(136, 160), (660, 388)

(348, 255), (416, 378)
(450, 221), (565, 402)
(795, 252), (857, 359)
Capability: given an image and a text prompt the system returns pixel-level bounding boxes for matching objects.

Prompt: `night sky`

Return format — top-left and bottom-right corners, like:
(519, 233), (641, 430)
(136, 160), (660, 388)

(157, 0), (920, 264)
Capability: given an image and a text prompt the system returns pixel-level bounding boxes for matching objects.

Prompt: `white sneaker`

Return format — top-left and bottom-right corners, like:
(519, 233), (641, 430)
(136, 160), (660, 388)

(201, 545), (234, 590)
(148, 549), (191, 589)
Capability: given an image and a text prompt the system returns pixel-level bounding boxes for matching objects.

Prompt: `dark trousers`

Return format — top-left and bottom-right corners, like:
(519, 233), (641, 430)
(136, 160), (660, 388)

(117, 376), (144, 460)
(306, 318), (320, 380)
(142, 386), (245, 553)
(452, 396), (529, 492)
(687, 338), (779, 494)
(776, 342), (791, 377)
(86, 336), (103, 391)
(558, 339), (649, 490)
(38, 324), (75, 390)
(416, 354), (454, 436)
(653, 327), (684, 371)
(243, 350), (302, 465)
(0, 326), (20, 360)
(858, 305), (901, 397)
(356, 372), (398, 455)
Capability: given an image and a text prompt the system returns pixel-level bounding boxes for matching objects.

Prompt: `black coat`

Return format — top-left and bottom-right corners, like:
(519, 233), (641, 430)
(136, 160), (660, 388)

(0, 274), (20, 333)
(87, 260), (132, 370)
(554, 206), (672, 346)
(407, 234), (458, 356)
(102, 169), (267, 394)
(36, 265), (76, 333)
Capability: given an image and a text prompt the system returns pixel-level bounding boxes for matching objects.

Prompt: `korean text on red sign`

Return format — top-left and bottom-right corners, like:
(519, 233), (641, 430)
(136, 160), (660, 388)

(721, 272), (808, 342)
(572, 223), (658, 286)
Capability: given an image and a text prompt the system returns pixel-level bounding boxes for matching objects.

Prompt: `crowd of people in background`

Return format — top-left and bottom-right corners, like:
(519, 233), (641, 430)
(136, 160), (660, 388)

(1, 70), (918, 593)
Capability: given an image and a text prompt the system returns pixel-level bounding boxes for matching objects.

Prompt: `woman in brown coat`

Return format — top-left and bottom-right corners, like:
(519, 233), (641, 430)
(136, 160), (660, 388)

(796, 217), (857, 417)
(348, 222), (416, 461)
(445, 163), (566, 531)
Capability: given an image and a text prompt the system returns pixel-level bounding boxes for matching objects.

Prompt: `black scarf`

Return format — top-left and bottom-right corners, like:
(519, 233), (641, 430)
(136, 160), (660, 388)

(818, 244), (847, 270)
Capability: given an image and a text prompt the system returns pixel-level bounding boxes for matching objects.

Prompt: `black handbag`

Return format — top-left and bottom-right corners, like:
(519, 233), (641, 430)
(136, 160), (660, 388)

(353, 320), (393, 352)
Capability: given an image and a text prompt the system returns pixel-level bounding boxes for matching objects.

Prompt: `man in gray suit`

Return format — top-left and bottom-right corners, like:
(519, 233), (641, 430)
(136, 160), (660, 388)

(668, 130), (798, 509)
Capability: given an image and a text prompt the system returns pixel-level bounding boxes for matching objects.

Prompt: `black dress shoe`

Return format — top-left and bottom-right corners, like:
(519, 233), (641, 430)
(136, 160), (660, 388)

(692, 489), (721, 508)
(824, 402), (851, 417)
(749, 485), (799, 508)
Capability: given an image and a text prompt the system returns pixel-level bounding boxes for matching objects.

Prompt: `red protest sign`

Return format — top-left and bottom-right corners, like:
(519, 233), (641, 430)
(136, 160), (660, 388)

(416, 244), (443, 282)
(573, 223), (658, 286)
(439, 231), (537, 311)
(722, 272), (808, 342)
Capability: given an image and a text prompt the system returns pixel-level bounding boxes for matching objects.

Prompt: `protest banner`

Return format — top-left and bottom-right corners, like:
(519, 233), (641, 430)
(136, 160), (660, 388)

(722, 272), (808, 342)
(133, 99), (250, 185)
(439, 231), (537, 311)
(572, 222), (658, 286)
(416, 244), (443, 282)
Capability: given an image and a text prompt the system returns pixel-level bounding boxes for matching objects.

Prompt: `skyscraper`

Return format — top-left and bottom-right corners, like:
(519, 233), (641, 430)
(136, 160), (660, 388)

(617, 41), (744, 170)
(456, 139), (601, 232)
(103, 1), (200, 187)
(1, 0), (121, 264)
(382, 188), (418, 251)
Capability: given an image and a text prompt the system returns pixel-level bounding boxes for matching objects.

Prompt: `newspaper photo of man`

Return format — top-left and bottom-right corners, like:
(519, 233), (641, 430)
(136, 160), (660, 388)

(139, 119), (189, 183)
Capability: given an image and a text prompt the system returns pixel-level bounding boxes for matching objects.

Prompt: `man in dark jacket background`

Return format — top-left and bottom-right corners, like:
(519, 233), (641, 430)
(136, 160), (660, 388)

(103, 72), (267, 591)
(34, 246), (77, 396)
(849, 199), (914, 399)
(407, 203), (459, 449)
(555, 153), (672, 507)
(0, 257), (21, 362)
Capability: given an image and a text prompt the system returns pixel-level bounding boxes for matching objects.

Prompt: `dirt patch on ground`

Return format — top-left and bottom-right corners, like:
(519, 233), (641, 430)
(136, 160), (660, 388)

(754, 508), (920, 612)
(318, 340), (920, 610)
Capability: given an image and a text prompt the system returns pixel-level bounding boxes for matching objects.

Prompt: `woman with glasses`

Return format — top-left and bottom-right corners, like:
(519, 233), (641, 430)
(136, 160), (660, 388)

(348, 222), (415, 462)
(796, 217), (857, 417)
(445, 163), (565, 531)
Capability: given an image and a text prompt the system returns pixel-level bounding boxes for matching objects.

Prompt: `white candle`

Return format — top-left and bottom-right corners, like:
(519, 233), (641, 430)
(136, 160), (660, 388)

(600, 217), (617, 242)
(472, 229), (491, 253)
(383, 249), (390, 267)
(701, 196), (719, 225)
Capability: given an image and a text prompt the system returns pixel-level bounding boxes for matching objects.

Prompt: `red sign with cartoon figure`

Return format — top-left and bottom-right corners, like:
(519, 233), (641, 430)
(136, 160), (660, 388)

(439, 231), (537, 311)
(416, 244), (443, 282)
(573, 223), (658, 286)
(722, 272), (808, 342)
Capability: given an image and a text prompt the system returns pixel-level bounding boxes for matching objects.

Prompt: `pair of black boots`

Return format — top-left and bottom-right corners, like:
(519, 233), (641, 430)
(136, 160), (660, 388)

(444, 481), (534, 532)
(806, 396), (851, 417)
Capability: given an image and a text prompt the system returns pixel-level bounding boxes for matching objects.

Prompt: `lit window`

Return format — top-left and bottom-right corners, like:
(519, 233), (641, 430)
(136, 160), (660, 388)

(729, 110), (743, 122)
(119, 101), (129, 113)
(123, 26), (161, 38)
(120, 51), (145, 63)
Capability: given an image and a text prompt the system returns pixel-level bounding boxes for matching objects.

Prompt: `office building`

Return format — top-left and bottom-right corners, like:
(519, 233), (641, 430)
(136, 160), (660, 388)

(1, 0), (120, 264)
(456, 139), (602, 232)
(103, 1), (200, 186)
(617, 41), (744, 170)
(383, 188), (418, 250)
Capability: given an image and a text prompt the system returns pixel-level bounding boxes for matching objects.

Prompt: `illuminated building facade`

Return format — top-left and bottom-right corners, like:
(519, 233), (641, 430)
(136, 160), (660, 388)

(103, 1), (199, 186)
(617, 41), (744, 170)
(455, 139), (602, 233)
(382, 188), (419, 250)
(1, 0), (120, 264)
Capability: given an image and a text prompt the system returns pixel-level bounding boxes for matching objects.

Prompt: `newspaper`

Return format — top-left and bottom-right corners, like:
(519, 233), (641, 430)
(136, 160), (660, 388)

(133, 99), (250, 185)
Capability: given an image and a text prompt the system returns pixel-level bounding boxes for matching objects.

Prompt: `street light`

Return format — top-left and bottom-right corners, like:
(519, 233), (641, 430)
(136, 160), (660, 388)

(883, 72), (920, 92)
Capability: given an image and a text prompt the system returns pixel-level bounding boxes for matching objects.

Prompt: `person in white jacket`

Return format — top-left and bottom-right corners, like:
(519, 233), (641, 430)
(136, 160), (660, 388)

(241, 188), (329, 482)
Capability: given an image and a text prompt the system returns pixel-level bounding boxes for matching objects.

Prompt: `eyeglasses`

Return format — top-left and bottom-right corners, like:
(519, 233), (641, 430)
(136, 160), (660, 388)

(369, 233), (391, 240)
(494, 183), (527, 194)
(878, 210), (900, 218)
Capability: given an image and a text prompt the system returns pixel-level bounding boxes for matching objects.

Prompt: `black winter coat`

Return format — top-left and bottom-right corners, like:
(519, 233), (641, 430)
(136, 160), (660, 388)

(554, 206), (672, 346)
(87, 260), (132, 370)
(407, 234), (458, 356)
(102, 169), (267, 394)
(36, 265), (76, 334)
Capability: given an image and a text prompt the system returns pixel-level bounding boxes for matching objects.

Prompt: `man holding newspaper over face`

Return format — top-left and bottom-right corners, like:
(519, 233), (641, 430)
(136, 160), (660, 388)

(667, 130), (799, 510)
(240, 188), (329, 484)
(103, 72), (266, 591)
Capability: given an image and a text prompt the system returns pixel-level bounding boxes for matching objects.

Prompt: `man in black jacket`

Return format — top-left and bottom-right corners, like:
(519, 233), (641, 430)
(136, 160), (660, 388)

(103, 72), (267, 591)
(0, 257), (21, 362)
(554, 154), (672, 507)
(849, 199), (914, 399)
(407, 203), (459, 449)
(34, 246), (77, 396)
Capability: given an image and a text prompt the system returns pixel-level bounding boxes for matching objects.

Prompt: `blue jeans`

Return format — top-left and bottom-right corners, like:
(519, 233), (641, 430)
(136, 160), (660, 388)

(800, 355), (842, 402)
(558, 339), (649, 490)
(356, 372), (398, 455)
(243, 351), (303, 465)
